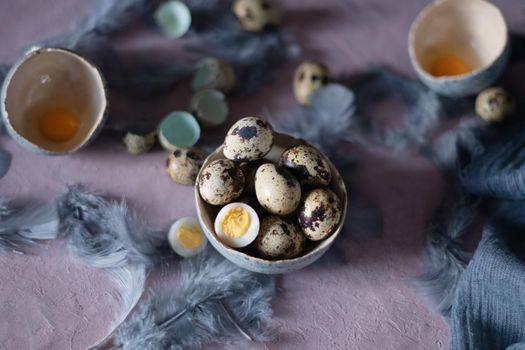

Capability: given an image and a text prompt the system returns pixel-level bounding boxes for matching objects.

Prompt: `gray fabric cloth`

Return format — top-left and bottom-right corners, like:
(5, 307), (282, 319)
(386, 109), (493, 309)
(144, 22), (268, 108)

(450, 223), (525, 350)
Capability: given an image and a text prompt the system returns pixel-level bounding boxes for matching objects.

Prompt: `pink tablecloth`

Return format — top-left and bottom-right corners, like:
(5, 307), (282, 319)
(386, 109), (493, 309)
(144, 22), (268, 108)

(0, 1), (523, 349)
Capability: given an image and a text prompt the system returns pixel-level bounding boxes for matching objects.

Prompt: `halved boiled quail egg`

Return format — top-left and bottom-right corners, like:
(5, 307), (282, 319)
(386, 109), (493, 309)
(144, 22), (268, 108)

(168, 217), (207, 257)
(214, 202), (260, 248)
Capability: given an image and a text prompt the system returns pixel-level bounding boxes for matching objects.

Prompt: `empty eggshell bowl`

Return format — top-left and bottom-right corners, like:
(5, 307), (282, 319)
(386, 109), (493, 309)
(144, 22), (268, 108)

(408, 0), (509, 97)
(1, 47), (107, 155)
(195, 133), (347, 274)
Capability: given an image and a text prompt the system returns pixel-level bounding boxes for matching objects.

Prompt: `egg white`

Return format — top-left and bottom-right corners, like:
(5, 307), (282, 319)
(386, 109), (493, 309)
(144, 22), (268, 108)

(168, 217), (207, 257)
(214, 202), (260, 248)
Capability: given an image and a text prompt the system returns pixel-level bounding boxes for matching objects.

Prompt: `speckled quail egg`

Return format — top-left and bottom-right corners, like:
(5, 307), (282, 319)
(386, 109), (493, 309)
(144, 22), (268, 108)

(293, 61), (330, 105)
(280, 145), (332, 186)
(166, 148), (207, 185)
(475, 87), (515, 123)
(299, 188), (342, 241)
(232, 0), (281, 32)
(223, 116), (274, 162)
(214, 202), (260, 248)
(255, 216), (305, 259)
(168, 217), (207, 257)
(198, 159), (245, 205)
(255, 163), (301, 215)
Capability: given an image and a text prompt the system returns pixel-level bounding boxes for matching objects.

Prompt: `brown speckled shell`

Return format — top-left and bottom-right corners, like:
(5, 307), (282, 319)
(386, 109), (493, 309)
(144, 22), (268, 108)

(293, 61), (330, 105)
(223, 116), (274, 161)
(299, 188), (342, 241)
(198, 159), (245, 205)
(255, 216), (305, 259)
(475, 87), (514, 123)
(232, 0), (281, 32)
(255, 163), (301, 215)
(166, 148), (207, 185)
(280, 145), (332, 186)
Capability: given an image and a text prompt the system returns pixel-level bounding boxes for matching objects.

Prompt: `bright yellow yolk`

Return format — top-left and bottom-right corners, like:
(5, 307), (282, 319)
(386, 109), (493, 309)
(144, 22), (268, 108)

(39, 108), (80, 142)
(221, 207), (251, 238)
(430, 55), (471, 77)
(177, 225), (203, 249)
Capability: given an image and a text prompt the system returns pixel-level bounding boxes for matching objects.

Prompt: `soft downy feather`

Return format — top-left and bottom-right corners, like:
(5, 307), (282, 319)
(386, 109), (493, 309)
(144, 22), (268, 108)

(411, 192), (476, 319)
(113, 248), (276, 350)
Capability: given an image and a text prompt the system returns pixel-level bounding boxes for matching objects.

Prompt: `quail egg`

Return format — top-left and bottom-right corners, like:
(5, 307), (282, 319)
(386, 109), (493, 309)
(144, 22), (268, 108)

(168, 217), (207, 257)
(166, 148), (207, 185)
(223, 116), (274, 162)
(232, 0), (281, 32)
(475, 87), (514, 123)
(214, 202), (260, 248)
(255, 216), (305, 259)
(255, 163), (301, 215)
(199, 159), (245, 205)
(280, 145), (332, 186)
(293, 61), (330, 105)
(299, 188), (342, 241)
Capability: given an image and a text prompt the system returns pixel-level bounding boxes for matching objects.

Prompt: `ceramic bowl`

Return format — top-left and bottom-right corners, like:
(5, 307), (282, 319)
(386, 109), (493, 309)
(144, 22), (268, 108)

(408, 0), (509, 97)
(1, 47), (107, 155)
(195, 133), (348, 274)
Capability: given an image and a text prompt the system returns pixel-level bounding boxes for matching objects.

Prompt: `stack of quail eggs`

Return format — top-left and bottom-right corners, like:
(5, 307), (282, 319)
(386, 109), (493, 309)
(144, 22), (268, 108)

(198, 116), (343, 260)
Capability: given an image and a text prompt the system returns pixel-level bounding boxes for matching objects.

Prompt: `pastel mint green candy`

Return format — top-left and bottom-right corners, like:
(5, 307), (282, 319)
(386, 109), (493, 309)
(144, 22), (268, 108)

(158, 111), (201, 151)
(154, 1), (192, 39)
(189, 89), (229, 127)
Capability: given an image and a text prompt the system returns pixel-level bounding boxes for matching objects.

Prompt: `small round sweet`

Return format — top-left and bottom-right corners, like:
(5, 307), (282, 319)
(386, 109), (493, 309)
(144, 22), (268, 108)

(475, 87), (514, 123)
(214, 202), (260, 248)
(293, 61), (330, 105)
(122, 131), (156, 155)
(255, 163), (301, 215)
(192, 58), (236, 94)
(223, 116), (274, 162)
(280, 145), (332, 186)
(232, 0), (281, 32)
(198, 159), (245, 205)
(298, 188), (342, 241)
(255, 216), (305, 259)
(168, 217), (207, 257)
(166, 148), (207, 185)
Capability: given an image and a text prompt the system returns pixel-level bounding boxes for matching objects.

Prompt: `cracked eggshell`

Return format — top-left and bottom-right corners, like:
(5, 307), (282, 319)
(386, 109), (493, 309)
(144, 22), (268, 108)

(198, 159), (245, 205)
(122, 131), (156, 155)
(293, 61), (330, 105)
(192, 58), (236, 94)
(223, 116), (274, 162)
(475, 87), (514, 123)
(189, 89), (229, 127)
(255, 163), (301, 216)
(299, 188), (342, 241)
(232, 0), (281, 32)
(280, 145), (332, 186)
(166, 148), (207, 185)
(255, 216), (305, 260)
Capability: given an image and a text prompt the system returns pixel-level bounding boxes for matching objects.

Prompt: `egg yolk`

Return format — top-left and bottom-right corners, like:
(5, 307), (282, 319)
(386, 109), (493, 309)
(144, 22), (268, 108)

(39, 108), (80, 142)
(177, 225), (203, 249)
(221, 207), (251, 238)
(430, 55), (471, 77)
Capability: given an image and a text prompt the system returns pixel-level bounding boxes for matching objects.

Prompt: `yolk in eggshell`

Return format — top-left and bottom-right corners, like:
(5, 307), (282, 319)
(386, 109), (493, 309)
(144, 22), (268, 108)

(177, 225), (203, 249)
(430, 55), (471, 77)
(221, 207), (251, 238)
(39, 108), (80, 142)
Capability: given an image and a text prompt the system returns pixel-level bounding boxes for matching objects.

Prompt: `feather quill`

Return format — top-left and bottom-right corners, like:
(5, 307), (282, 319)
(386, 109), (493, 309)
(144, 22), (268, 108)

(113, 249), (276, 350)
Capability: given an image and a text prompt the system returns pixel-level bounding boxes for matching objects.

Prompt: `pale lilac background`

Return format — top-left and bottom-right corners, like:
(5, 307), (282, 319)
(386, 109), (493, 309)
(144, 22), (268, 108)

(0, 1), (524, 349)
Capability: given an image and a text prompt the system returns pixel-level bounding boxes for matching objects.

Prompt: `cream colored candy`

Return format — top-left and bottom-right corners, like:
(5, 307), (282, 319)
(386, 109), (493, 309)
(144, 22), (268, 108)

(198, 159), (245, 205)
(475, 87), (514, 123)
(255, 163), (301, 216)
(255, 216), (305, 259)
(232, 0), (281, 32)
(293, 61), (330, 105)
(299, 188), (342, 241)
(166, 148), (207, 185)
(223, 116), (274, 162)
(280, 145), (332, 186)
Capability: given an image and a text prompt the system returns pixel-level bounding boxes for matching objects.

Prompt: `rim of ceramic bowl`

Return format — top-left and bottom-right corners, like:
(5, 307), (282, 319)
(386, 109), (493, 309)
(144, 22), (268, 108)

(408, 0), (508, 82)
(0, 47), (109, 155)
(194, 132), (348, 270)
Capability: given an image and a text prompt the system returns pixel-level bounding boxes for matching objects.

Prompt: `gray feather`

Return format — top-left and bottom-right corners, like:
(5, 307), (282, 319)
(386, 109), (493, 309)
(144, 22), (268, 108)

(114, 249), (276, 350)
(412, 193), (476, 318)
